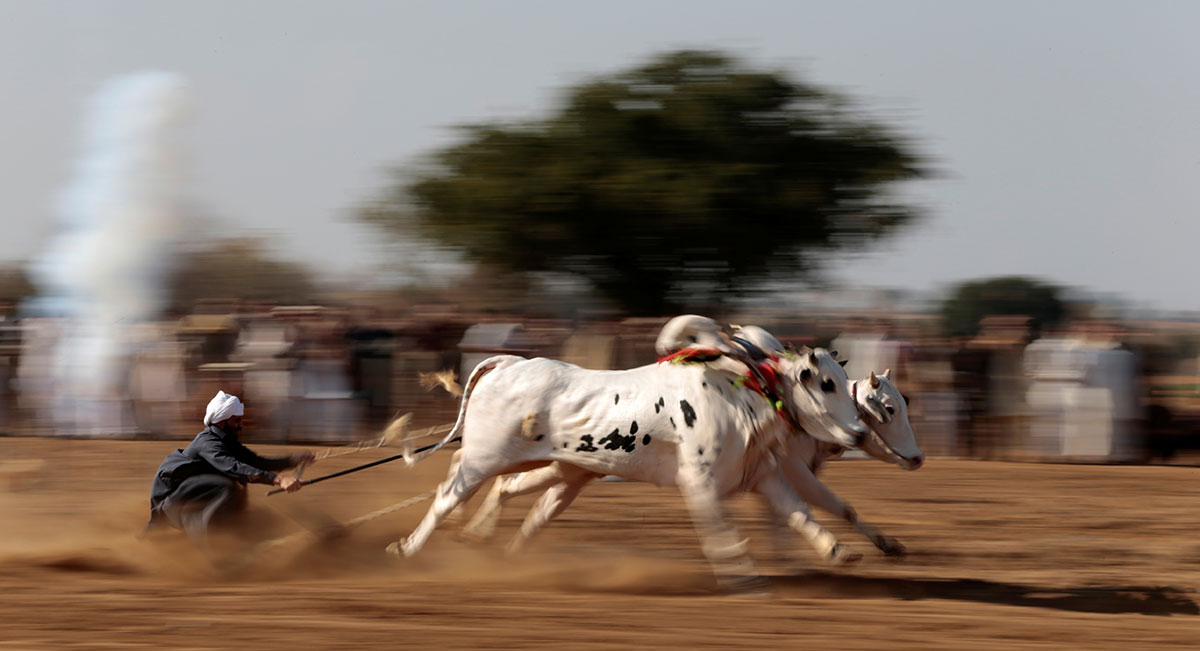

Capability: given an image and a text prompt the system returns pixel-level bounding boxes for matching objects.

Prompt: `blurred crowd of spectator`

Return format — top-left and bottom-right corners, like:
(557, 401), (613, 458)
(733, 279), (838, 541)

(1, 298), (1199, 464)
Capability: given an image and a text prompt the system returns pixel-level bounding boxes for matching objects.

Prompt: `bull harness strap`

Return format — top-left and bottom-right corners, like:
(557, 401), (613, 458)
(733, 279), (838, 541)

(734, 358), (804, 435)
(656, 350), (803, 435)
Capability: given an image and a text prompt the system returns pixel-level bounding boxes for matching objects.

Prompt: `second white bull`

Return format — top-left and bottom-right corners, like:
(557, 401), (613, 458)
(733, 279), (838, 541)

(391, 347), (868, 590)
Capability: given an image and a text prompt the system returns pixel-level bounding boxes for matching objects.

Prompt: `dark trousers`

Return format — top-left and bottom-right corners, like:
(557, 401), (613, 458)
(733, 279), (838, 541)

(158, 475), (248, 543)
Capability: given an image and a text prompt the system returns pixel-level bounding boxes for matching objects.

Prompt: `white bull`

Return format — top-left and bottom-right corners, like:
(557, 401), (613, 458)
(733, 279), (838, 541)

(391, 345), (868, 590)
(464, 317), (924, 561)
(677, 319), (924, 556)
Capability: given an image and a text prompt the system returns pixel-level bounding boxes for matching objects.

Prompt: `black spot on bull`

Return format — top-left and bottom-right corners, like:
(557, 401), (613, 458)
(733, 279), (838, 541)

(654, 397), (666, 414)
(576, 435), (598, 452)
(680, 400), (697, 428)
(614, 394), (620, 405)
(630, 420), (639, 434)
(599, 429), (637, 453)
(643, 434), (651, 445)
(670, 417), (677, 429)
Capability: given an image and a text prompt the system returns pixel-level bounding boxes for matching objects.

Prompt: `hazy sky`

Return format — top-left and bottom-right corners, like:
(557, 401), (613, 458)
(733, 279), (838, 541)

(2, 1), (1198, 311)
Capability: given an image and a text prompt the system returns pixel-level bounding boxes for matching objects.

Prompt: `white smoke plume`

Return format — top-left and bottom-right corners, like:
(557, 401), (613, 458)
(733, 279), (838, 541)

(27, 71), (189, 433)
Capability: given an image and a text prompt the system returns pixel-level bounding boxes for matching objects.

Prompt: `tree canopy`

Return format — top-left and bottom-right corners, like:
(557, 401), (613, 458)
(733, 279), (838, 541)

(166, 237), (318, 313)
(0, 264), (34, 306)
(362, 50), (928, 315)
(940, 276), (1066, 338)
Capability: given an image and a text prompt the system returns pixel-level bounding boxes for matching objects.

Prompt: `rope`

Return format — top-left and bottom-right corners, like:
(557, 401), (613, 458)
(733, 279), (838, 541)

(314, 423), (455, 461)
(254, 490), (435, 552)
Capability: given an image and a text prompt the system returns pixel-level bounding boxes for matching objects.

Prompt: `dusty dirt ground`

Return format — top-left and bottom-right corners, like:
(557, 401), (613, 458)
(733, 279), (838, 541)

(3, 436), (1200, 649)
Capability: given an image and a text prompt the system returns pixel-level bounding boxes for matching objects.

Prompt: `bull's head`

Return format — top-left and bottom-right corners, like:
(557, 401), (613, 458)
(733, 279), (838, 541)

(777, 347), (868, 449)
(852, 370), (924, 471)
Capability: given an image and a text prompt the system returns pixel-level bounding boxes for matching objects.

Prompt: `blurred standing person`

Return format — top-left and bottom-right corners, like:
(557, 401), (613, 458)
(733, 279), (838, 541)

(950, 335), (988, 457)
(1083, 321), (1143, 461)
(835, 319), (914, 395)
(0, 301), (19, 429)
(974, 316), (1033, 459)
(142, 390), (313, 544)
(833, 318), (903, 381)
(1023, 322), (1087, 458)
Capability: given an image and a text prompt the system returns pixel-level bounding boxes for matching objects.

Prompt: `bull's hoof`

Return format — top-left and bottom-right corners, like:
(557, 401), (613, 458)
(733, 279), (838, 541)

(454, 528), (488, 545)
(719, 574), (772, 598)
(827, 543), (863, 566)
(503, 539), (526, 557)
(385, 541), (404, 557)
(456, 522), (497, 544)
(875, 536), (907, 557)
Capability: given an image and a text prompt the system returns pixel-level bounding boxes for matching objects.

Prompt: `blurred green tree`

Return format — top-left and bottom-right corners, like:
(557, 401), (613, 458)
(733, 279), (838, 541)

(0, 264), (35, 305)
(166, 237), (318, 313)
(362, 50), (927, 316)
(940, 276), (1066, 338)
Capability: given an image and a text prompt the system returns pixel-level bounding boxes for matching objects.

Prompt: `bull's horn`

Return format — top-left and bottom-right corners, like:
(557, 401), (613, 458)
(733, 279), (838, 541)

(882, 368), (891, 379)
(808, 351), (819, 366)
(869, 371), (880, 389)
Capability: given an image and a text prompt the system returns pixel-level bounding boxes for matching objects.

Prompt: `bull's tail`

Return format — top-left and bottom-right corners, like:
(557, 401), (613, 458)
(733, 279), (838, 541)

(404, 355), (523, 467)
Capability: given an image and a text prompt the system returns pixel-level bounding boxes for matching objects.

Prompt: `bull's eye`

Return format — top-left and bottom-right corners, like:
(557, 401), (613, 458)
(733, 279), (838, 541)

(885, 405), (895, 415)
(820, 378), (836, 393)
(799, 368), (812, 382)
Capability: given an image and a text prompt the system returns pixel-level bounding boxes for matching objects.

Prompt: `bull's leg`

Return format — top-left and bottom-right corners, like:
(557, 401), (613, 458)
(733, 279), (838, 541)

(783, 461), (905, 556)
(504, 465), (600, 555)
(441, 450), (466, 526)
(755, 470), (861, 566)
(388, 455), (488, 558)
(462, 463), (569, 542)
(761, 499), (799, 564)
(677, 469), (763, 592)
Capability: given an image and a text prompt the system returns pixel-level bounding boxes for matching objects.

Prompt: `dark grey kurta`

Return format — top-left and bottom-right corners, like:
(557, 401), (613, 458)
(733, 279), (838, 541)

(148, 425), (295, 520)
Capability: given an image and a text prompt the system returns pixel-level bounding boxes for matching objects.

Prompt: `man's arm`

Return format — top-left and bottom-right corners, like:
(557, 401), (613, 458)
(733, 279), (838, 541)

(195, 436), (281, 485)
(227, 437), (310, 473)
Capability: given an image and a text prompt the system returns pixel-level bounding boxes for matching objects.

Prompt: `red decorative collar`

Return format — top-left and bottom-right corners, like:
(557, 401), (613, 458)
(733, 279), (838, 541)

(656, 348), (726, 364)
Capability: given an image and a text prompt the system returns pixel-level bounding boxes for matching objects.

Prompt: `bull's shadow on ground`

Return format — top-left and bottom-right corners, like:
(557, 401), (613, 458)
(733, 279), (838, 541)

(771, 571), (1199, 616)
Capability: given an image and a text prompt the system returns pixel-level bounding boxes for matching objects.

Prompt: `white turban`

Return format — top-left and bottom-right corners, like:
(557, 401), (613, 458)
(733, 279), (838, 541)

(204, 390), (244, 426)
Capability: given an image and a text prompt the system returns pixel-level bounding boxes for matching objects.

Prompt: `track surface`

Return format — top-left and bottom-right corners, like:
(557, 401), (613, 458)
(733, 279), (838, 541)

(3, 436), (1200, 649)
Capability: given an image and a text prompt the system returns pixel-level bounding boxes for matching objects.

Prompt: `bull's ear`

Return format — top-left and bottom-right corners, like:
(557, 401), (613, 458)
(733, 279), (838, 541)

(800, 368), (812, 382)
(838, 359), (849, 368)
(830, 350), (839, 358)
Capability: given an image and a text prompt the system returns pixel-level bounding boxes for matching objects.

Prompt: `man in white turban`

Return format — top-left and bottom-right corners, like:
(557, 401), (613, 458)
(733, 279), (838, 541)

(144, 390), (314, 543)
